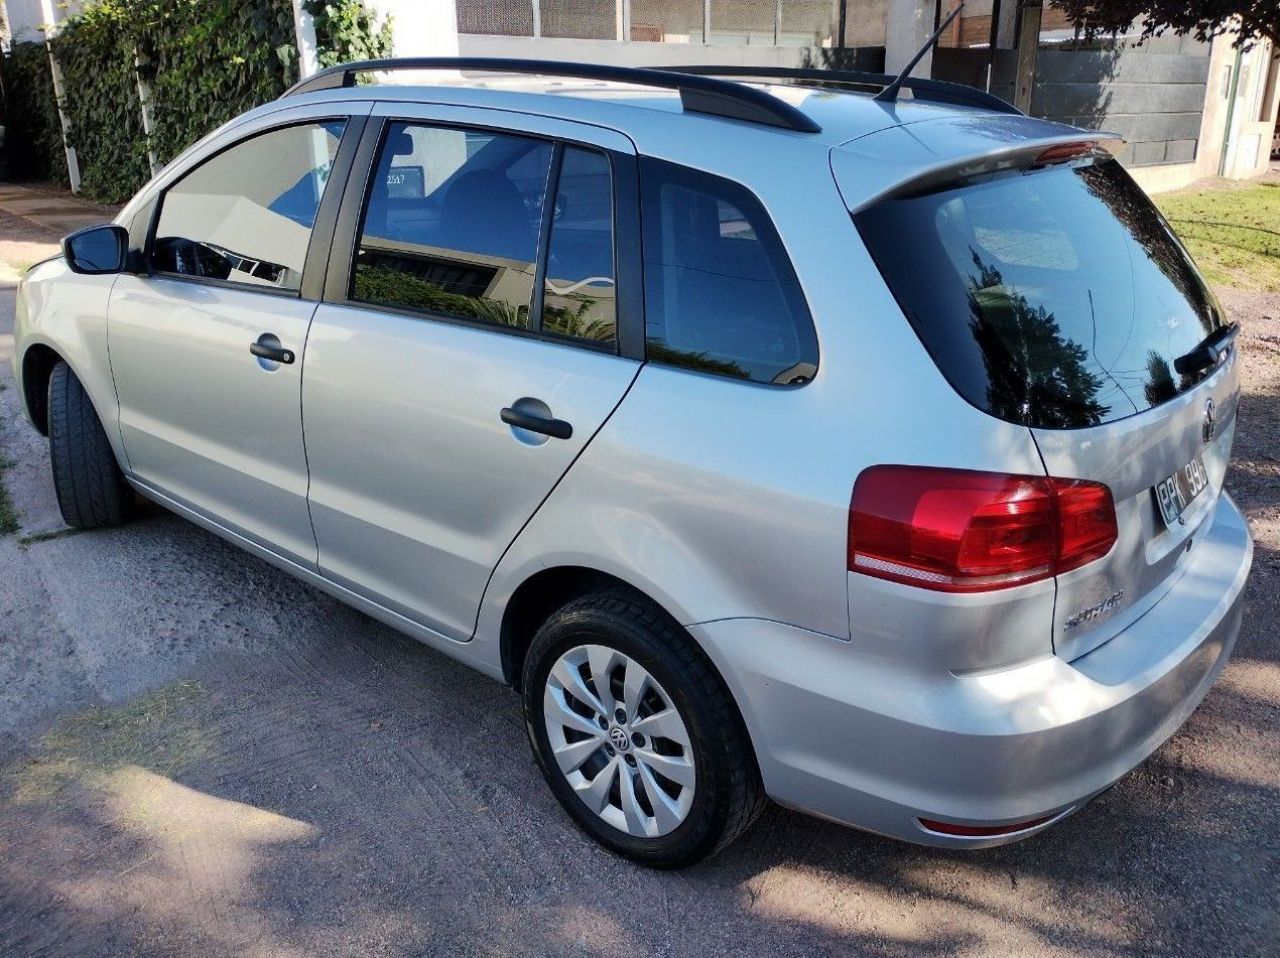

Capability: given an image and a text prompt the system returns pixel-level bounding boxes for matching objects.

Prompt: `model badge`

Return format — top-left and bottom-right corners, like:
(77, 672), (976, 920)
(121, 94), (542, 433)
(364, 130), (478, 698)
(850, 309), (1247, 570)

(1064, 590), (1125, 632)
(1203, 398), (1216, 444)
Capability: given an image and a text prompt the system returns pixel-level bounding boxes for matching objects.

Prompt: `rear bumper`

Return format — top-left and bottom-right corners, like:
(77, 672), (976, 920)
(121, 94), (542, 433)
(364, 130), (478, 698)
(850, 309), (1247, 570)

(692, 492), (1253, 848)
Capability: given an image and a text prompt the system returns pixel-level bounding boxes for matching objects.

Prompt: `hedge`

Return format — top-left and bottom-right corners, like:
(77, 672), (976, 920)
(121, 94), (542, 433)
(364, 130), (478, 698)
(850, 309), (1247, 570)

(0, 0), (391, 203)
(0, 40), (65, 183)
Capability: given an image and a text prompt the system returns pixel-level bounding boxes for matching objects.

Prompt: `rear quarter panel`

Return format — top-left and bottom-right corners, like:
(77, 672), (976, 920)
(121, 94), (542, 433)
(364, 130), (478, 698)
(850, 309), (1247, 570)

(476, 128), (1051, 666)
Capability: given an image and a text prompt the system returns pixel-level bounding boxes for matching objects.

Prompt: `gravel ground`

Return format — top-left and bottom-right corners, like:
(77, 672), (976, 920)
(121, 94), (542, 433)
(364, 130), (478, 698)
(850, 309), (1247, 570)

(0, 273), (1277, 956)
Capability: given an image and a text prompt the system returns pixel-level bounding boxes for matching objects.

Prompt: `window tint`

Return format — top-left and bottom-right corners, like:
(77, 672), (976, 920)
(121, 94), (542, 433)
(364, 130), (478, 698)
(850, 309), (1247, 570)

(151, 121), (345, 291)
(542, 147), (616, 343)
(351, 122), (553, 330)
(640, 159), (817, 386)
(855, 159), (1220, 429)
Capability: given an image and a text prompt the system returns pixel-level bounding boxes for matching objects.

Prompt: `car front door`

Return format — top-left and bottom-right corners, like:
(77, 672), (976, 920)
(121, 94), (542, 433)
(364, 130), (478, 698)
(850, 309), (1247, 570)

(109, 111), (367, 568)
(302, 106), (643, 640)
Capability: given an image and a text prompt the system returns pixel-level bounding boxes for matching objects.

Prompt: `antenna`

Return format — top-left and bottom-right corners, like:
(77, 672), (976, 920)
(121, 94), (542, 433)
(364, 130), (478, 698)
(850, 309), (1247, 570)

(875, 3), (965, 105)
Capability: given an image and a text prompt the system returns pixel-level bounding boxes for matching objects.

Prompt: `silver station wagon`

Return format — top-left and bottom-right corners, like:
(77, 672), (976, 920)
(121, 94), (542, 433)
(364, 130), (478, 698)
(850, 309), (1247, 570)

(12, 56), (1252, 868)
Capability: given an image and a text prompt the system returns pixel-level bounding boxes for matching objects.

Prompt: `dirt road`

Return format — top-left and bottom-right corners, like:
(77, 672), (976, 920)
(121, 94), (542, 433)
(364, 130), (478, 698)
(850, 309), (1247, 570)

(1, 272), (1278, 956)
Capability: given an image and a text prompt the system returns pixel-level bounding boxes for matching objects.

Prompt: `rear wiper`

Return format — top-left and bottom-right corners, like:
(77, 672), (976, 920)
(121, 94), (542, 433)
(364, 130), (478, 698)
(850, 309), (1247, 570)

(1173, 322), (1239, 376)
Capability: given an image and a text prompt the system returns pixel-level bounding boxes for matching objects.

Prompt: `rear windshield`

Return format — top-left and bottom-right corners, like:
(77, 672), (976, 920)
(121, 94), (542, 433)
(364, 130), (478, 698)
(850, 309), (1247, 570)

(855, 158), (1220, 429)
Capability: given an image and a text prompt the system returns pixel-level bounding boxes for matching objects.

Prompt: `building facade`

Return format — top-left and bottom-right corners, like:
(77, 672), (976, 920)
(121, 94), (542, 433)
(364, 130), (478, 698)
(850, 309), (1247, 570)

(5, 0), (1277, 191)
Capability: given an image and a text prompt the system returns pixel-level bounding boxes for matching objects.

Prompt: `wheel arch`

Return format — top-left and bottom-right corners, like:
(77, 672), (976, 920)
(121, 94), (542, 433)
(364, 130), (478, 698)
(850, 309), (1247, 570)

(20, 342), (64, 436)
(500, 565), (633, 691)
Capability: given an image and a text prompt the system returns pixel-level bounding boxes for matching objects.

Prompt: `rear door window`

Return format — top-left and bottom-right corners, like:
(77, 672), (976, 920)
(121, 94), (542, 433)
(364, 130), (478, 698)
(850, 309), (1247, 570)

(541, 146), (617, 343)
(352, 122), (554, 330)
(855, 159), (1220, 428)
(640, 159), (817, 386)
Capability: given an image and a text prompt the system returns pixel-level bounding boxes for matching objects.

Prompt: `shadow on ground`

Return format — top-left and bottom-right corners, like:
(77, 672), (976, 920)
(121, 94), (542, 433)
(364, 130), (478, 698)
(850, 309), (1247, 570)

(1, 496), (1277, 957)
(1, 293), (1277, 958)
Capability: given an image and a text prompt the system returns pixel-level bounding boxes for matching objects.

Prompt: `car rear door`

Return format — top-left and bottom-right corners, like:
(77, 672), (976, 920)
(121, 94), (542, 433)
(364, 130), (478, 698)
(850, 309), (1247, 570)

(301, 105), (643, 640)
(109, 109), (368, 568)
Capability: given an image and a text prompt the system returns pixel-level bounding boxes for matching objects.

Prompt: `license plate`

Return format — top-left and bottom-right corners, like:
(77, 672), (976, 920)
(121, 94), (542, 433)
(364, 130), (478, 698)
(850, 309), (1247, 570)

(1154, 455), (1209, 527)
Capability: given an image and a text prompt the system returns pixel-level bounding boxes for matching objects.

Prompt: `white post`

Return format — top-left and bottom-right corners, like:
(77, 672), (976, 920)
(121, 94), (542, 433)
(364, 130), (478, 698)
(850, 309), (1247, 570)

(39, 0), (80, 193)
(292, 0), (320, 78)
(885, 0), (934, 76)
(379, 0), (460, 58)
(133, 46), (159, 177)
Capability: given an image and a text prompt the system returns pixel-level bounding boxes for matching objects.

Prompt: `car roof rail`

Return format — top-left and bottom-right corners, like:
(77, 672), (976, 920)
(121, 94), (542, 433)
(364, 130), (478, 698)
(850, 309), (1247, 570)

(281, 57), (823, 133)
(653, 65), (1022, 116)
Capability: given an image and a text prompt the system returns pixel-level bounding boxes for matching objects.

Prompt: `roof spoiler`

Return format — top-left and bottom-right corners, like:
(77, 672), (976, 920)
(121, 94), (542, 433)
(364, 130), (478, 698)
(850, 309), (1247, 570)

(834, 128), (1125, 213)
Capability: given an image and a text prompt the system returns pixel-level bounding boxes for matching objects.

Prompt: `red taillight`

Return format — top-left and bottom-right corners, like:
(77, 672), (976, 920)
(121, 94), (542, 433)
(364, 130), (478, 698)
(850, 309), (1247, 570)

(1052, 479), (1119, 573)
(848, 467), (1117, 593)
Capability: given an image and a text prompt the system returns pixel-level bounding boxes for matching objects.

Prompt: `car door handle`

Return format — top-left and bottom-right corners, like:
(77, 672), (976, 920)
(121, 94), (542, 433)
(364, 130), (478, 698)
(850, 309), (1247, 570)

(249, 341), (295, 364)
(500, 406), (573, 440)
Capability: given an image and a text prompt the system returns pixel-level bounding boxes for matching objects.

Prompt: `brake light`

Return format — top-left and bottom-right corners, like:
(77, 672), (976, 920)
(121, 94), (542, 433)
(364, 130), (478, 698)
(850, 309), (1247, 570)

(848, 467), (1117, 592)
(1034, 141), (1095, 165)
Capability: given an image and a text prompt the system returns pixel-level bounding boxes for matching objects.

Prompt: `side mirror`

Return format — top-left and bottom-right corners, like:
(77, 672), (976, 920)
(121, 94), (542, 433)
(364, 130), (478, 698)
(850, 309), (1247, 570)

(62, 224), (129, 275)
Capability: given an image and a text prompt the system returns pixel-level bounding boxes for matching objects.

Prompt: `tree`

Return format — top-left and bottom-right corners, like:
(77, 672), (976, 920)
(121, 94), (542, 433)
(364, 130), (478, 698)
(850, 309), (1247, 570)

(1049, 0), (1279, 49)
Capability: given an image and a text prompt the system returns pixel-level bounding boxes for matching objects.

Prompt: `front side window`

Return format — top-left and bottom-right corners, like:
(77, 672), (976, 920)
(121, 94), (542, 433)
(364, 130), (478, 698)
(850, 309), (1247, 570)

(151, 121), (345, 291)
(351, 122), (554, 331)
(640, 159), (818, 386)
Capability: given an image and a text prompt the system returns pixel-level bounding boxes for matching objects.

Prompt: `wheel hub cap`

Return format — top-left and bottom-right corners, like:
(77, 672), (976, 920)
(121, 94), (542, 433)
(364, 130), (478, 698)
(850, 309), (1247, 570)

(543, 644), (696, 838)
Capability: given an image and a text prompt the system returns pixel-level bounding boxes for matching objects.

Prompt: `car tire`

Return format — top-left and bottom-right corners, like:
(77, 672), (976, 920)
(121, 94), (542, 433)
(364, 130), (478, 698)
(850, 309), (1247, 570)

(523, 588), (765, 868)
(48, 360), (133, 529)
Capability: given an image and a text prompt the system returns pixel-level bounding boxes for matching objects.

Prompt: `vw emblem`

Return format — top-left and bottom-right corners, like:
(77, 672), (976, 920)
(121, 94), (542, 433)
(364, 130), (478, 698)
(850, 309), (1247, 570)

(608, 726), (630, 751)
(1202, 398), (1216, 444)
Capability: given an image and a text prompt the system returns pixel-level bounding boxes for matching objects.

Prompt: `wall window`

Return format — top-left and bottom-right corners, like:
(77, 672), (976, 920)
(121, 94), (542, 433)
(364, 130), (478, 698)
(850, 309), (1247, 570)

(150, 121), (345, 291)
(457, 0), (533, 36)
(630, 0), (704, 42)
(351, 122), (553, 331)
(640, 159), (817, 385)
(541, 0), (616, 39)
(542, 147), (617, 343)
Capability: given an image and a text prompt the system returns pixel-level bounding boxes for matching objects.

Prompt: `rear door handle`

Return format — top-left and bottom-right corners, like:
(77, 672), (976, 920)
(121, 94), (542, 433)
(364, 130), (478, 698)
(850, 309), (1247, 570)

(500, 406), (573, 440)
(249, 341), (295, 364)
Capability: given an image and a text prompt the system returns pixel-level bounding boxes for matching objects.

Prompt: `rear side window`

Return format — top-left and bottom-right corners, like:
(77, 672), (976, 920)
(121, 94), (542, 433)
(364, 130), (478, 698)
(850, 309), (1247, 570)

(640, 159), (817, 386)
(151, 121), (346, 291)
(855, 159), (1220, 429)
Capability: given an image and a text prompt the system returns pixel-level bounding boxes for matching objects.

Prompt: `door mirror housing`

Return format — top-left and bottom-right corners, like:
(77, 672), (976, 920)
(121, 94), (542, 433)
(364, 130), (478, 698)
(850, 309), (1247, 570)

(62, 224), (129, 275)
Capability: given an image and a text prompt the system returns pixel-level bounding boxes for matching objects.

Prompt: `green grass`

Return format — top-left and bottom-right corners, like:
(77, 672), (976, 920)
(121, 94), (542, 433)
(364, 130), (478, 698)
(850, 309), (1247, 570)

(1156, 179), (1280, 292)
(2, 681), (209, 806)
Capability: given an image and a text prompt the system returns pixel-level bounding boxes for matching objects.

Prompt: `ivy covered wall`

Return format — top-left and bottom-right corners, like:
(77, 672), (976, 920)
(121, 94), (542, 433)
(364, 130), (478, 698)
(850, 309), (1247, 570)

(0, 0), (391, 202)
(0, 41), (65, 184)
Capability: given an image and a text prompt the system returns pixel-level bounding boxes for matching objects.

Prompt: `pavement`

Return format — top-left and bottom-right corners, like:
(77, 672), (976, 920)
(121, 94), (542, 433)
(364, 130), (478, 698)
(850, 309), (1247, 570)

(0, 190), (1278, 957)
(0, 184), (118, 284)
